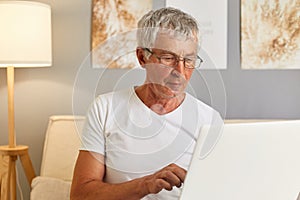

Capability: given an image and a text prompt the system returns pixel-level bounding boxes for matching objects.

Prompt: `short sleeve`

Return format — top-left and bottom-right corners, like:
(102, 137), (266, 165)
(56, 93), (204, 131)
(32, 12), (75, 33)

(79, 97), (106, 155)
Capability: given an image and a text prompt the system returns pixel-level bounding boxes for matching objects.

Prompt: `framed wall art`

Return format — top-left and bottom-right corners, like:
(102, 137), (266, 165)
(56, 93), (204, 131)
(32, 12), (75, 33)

(241, 0), (300, 69)
(166, 0), (228, 69)
(91, 0), (152, 69)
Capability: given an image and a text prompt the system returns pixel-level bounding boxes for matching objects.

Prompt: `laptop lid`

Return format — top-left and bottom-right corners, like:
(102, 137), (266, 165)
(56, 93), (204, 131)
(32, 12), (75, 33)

(180, 120), (300, 200)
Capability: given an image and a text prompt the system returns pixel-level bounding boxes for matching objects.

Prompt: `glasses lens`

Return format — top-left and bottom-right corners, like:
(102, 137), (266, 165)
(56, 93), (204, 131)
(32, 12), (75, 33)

(160, 55), (176, 66)
(184, 57), (202, 69)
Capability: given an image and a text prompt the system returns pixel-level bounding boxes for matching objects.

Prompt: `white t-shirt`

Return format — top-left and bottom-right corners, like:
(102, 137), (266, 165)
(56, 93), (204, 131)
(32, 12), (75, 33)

(80, 87), (222, 199)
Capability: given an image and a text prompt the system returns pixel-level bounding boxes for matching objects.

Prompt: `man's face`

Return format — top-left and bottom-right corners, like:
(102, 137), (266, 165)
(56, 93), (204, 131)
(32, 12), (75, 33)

(143, 32), (199, 98)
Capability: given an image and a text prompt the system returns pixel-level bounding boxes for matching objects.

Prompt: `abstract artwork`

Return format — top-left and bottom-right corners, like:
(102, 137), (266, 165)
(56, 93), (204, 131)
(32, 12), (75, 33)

(92, 0), (152, 68)
(166, 0), (228, 69)
(241, 0), (300, 69)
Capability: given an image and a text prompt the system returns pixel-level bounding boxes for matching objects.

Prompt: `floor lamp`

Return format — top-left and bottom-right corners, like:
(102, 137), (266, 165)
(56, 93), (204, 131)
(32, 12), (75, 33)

(0, 1), (52, 200)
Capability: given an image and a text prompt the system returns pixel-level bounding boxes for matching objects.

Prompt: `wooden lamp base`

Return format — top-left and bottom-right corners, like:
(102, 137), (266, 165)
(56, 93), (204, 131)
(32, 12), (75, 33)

(0, 145), (35, 200)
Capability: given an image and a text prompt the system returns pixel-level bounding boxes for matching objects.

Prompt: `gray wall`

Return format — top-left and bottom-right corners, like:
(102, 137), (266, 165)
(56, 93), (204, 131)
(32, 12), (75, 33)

(0, 0), (299, 199)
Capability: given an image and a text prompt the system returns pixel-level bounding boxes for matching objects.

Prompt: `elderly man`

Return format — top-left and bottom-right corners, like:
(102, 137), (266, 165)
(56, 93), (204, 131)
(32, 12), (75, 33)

(71, 7), (221, 200)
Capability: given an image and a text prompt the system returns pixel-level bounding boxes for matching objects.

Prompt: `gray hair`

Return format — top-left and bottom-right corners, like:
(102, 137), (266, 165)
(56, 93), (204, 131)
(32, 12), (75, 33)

(137, 7), (200, 49)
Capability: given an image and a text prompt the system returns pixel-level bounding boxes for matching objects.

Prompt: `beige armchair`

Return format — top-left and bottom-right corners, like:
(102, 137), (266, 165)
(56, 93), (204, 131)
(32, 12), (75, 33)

(30, 115), (85, 200)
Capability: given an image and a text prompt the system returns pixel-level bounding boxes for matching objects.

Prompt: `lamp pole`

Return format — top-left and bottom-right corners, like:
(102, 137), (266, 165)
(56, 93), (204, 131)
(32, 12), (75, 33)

(7, 66), (16, 148)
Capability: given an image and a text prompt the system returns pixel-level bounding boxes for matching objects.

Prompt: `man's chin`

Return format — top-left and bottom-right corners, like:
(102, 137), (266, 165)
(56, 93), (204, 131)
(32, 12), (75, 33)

(164, 87), (185, 98)
(170, 90), (185, 98)
(151, 83), (185, 98)
(168, 86), (185, 96)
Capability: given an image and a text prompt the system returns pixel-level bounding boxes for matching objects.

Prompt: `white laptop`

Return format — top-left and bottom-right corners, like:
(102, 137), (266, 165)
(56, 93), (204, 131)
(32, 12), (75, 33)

(180, 120), (300, 200)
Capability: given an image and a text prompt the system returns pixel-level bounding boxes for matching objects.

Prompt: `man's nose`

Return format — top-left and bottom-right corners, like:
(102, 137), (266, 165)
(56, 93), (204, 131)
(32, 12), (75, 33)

(172, 59), (185, 75)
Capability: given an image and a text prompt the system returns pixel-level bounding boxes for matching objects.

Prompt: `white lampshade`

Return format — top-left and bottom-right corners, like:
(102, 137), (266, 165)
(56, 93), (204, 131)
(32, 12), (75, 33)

(0, 1), (52, 68)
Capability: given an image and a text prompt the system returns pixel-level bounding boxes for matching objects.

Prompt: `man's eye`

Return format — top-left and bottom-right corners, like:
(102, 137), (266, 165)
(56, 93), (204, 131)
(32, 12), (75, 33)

(185, 57), (195, 63)
(161, 56), (175, 61)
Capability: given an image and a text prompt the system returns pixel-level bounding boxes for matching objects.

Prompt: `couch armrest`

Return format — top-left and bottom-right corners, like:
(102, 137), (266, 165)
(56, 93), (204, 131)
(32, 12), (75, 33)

(30, 176), (71, 200)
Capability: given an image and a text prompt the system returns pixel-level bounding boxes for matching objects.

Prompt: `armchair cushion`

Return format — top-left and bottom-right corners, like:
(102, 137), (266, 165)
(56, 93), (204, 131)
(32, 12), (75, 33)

(31, 176), (71, 200)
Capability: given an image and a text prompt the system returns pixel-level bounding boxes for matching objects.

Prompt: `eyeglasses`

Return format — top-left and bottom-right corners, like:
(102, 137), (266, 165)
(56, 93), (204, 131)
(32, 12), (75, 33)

(144, 48), (203, 69)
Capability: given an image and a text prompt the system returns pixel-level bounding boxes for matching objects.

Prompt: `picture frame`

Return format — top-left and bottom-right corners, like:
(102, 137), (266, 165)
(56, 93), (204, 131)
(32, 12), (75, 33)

(241, 0), (300, 69)
(166, 0), (228, 69)
(91, 0), (152, 69)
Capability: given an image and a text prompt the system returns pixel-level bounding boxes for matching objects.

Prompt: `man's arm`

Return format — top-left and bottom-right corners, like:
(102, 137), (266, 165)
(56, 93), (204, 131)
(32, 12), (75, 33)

(70, 150), (186, 200)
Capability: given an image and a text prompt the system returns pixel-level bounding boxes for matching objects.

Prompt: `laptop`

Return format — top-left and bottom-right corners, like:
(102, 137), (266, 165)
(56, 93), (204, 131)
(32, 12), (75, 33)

(180, 120), (300, 200)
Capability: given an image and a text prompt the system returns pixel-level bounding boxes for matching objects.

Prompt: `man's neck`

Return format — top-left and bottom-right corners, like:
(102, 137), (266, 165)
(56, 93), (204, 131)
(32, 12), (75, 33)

(135, 84), (185, 115)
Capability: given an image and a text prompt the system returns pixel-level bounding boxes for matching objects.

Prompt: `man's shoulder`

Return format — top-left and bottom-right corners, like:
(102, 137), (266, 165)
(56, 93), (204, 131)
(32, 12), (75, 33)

(185, 92), (222, 124)
(185, 93), (216, 112)
(95, 87), (133, 102)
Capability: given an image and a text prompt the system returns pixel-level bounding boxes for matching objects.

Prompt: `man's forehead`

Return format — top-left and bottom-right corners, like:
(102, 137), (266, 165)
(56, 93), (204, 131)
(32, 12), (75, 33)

(153, 32), (199, 55)
(155, 31), (198, 42)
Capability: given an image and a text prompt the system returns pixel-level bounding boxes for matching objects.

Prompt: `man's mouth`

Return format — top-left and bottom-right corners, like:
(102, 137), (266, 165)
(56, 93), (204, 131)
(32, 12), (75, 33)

(168, 82), (181, 86)
(166, 82), (184, 91)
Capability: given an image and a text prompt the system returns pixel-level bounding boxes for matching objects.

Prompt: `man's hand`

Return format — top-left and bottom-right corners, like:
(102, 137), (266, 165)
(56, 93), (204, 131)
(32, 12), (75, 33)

(71, 152), (186, 200)
(141, 163), (187, 194)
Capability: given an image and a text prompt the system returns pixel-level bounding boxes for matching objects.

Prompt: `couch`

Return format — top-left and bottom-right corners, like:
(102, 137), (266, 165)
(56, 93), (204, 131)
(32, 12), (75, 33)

(30, 115), (85, 200)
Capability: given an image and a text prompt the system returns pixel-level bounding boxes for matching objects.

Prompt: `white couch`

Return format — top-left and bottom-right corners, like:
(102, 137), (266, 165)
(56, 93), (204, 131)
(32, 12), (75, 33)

(30, 115), (85, 200)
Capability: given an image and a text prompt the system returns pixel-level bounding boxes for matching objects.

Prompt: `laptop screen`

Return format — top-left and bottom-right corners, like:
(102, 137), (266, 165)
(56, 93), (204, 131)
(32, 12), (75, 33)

(180, 120), (300, 200)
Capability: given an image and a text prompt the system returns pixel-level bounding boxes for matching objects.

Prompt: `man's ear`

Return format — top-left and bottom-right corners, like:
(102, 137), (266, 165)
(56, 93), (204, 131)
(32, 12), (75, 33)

(136, 48), (147, 68)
